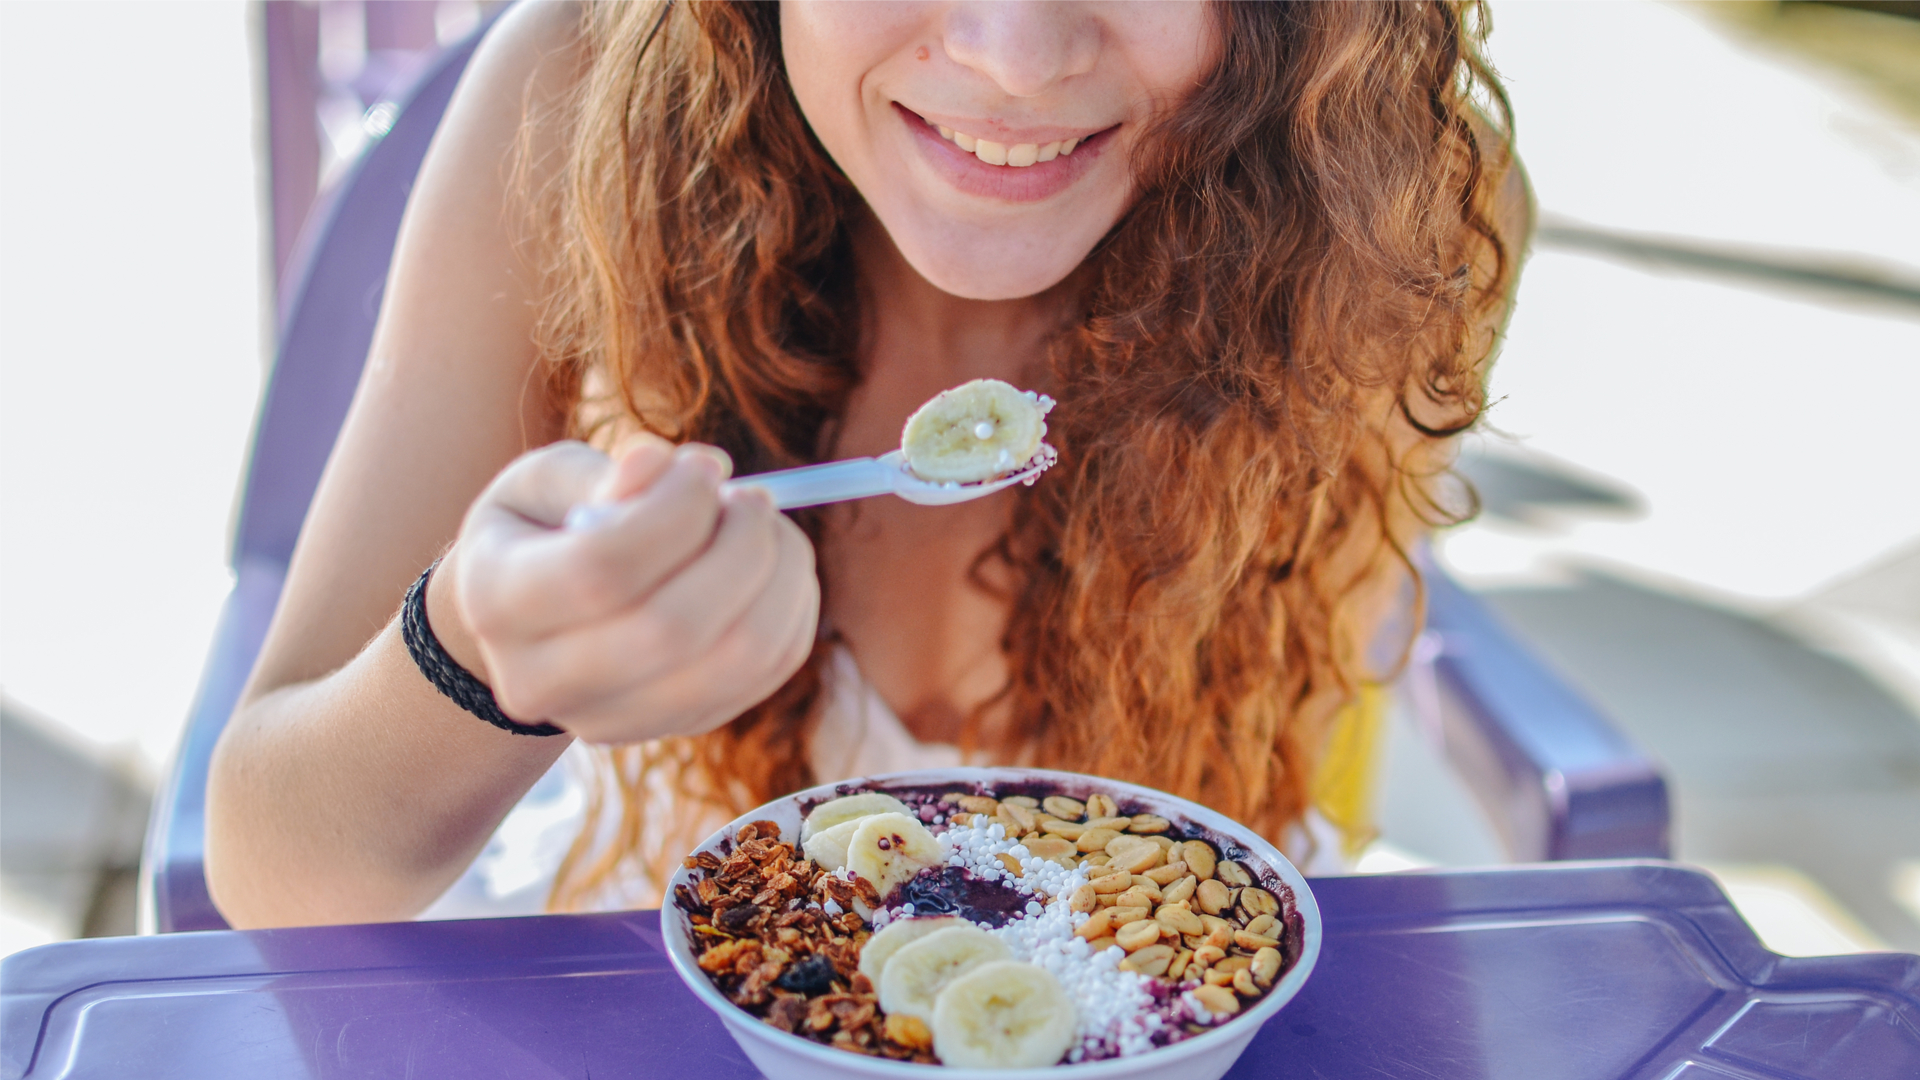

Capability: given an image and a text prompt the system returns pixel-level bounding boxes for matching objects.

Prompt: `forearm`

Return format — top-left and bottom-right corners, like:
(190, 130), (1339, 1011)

(205, 614), (570, 928)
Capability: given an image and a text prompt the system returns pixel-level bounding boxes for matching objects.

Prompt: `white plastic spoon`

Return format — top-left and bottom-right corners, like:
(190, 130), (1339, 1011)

(564, 444), (1058, 530)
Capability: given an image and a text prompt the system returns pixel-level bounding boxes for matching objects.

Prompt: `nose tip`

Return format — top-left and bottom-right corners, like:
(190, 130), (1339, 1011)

(942, 1), (1098, 99)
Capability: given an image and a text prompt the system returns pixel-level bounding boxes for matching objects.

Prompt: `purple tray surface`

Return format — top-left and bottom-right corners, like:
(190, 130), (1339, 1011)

(5, 863), (1916, 1080)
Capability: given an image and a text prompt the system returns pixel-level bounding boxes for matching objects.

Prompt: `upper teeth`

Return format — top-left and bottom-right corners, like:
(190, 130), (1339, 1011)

(936, 124), (1080, 168)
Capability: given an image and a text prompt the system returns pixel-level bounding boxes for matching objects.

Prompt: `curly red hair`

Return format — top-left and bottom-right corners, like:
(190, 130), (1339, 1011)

(534, 0), (1518, 908)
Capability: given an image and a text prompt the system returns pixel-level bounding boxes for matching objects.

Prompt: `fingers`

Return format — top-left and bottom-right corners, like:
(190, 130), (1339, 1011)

(518, 512), (821, 741)
(636, 510), (820, 736)
(501, 485), (785, 714)
(451, 436), (822, 742)
(589, 433), (678, 506)
(468, 444), (729, 634)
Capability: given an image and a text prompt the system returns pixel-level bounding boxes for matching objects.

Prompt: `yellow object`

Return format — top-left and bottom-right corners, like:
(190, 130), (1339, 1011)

(1312, 683), (1388, 859)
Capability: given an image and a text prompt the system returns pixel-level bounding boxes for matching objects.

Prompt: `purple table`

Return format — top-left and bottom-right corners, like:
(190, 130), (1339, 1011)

(6, 864), (1916, 1079)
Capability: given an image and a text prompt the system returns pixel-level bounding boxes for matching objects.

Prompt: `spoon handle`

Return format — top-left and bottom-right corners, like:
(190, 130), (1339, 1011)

(729, 457), (898, 510)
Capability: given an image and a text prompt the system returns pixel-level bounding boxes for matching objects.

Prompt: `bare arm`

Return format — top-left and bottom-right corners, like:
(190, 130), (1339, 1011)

(206, 3), (818, 928)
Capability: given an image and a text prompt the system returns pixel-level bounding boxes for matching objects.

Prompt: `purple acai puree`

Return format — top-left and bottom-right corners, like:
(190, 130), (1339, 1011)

(893, 865), (1031, 927)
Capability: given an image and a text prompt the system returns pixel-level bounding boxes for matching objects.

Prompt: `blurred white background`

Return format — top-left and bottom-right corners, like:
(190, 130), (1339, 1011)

(1, 1), (263, 956)
(1, 0), (1916, 959)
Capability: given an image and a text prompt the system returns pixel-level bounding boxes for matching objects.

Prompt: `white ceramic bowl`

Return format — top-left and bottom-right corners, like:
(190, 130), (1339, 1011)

(663, 767), (1321, 1080)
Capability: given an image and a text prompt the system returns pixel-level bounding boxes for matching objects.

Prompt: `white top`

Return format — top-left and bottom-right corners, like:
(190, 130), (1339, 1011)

(420, 648), (1347, 920)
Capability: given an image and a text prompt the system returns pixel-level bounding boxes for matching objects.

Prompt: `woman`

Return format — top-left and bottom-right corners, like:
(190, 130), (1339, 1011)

(206, 0), (1526, 927)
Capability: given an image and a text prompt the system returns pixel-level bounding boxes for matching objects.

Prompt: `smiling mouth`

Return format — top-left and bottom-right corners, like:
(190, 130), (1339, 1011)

(906, 109), (1109, 169)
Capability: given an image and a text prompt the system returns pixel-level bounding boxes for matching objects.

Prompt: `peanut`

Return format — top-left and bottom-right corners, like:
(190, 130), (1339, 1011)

(1203, 968), (1236, 988)
(1156, 903), (1205, 936)
(1085, 816), (1134, 831)
(1042, 819), (1089, 840)
(1251, 946), (1281, 987)
(1145, 834), (1178, 852)
(1167, 948), (1194, 981)
(1002, 795), (1039, 809)
(1216, 860), (1253, 887)
(1042, 795), (1086, 820)
(996, 852), (1025, 877)
(999, 802), (1038, 831)
(1085, 794), (1118, 819)
(1162, 875), (1198, 906)
(1196, 879), (1233, 916)
(1192, 985), (1239, 1018)
(1090, 869), (1133, 893)
(1143, 860), (1189, 885)
(1233, 929), (1280, 951)
(1082, 853), (1111, 867)
(1243, 913), (1277, 938)
(1076, 827), (1122, 853)
(1128, 814), (1172, 834)
(1127, 875), (1164, 901)
(1075, 909), (1116, 940)
(1191, 945), (1227, 969)
(1238, 886), (1280, 919)
(1106, 835), (1161, 874)
(957, 795), (1000, 816)
(1108, 905), (1151, 926)
(1115, 887), (1158, 910)
(1214, 956), (1252, 974)
(1119, 943), (1175, 977)
(1070, 885), (1097, 913)
(1233, 969), (1259, 997)
(1087, 935), (1120, 952)
(1180, 840), (1218, 881)
(1023, 837), (1078, 863)
(1116, 919), (1163, 952)
(1204, 924), (1234, 951)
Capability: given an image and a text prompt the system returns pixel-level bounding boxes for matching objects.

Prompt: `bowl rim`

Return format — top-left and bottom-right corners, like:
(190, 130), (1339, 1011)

(662, 766), (1322, 1078)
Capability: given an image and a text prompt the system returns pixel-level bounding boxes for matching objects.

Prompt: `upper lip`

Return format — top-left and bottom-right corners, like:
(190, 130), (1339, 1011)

(903, 106), (1109, 146)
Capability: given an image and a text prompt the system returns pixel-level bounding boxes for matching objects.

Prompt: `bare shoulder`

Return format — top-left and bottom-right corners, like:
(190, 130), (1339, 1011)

(428, 0), (589, 196)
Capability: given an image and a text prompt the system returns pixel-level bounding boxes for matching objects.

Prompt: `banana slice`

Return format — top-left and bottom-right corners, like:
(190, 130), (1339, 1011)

(845, 812), (945, 898)
(801, 792), (911, 843)
(800, 818), (863, 872)
(901, 378), (1051, 483)
(877, 924), (1011, 1023)
(857, 915), (968, 985)
(932, 960), (1078, 1069)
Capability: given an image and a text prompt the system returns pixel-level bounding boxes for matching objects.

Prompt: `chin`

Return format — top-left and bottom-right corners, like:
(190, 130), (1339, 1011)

(894, 232), (1096, 302)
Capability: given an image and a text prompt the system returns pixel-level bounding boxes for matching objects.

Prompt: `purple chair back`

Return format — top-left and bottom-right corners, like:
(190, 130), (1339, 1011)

(141, 23), (491, 933)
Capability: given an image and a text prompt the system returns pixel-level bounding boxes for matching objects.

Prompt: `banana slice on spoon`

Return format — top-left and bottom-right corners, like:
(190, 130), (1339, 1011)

(565, 379), (1056, 526)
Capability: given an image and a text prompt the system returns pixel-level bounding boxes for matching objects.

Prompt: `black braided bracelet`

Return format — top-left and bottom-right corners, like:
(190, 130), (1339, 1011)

(402, 561), (565, 737)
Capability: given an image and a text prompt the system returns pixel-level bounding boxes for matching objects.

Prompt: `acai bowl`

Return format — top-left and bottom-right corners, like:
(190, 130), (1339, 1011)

(662, 767), (1321, 1080)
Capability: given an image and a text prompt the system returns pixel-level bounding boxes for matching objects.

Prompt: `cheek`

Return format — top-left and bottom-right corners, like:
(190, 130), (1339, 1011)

(782, 2), (921, 168)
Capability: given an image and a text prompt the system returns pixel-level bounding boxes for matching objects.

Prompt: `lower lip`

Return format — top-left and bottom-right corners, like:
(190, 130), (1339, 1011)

(897, 104), (1110, 204)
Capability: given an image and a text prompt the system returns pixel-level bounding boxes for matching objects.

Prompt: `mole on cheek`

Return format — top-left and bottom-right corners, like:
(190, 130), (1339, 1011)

(915, 45), (930, 61)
